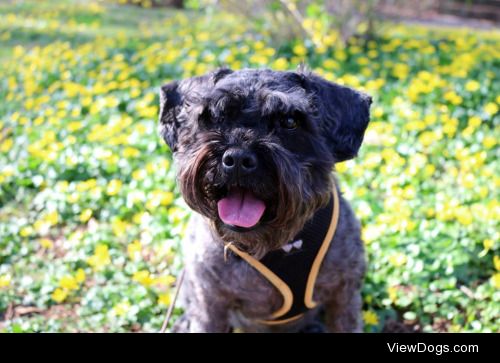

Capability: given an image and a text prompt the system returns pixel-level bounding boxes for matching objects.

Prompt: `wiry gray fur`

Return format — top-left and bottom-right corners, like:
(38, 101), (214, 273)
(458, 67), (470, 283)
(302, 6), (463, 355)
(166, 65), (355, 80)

(158, 67), (371, 333)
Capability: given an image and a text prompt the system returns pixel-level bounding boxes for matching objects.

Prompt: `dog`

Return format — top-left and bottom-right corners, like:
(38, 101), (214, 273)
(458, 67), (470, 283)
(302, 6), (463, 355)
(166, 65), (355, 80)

(158, 67), (371, 332)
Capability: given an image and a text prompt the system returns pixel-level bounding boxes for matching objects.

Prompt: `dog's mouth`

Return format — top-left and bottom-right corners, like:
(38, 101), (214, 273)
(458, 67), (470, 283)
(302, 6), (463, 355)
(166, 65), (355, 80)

(217, 186), (266, 231)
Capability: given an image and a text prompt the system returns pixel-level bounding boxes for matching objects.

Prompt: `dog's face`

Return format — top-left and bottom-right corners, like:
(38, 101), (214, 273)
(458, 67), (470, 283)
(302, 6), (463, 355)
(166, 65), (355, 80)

(159, 68), (371, 256)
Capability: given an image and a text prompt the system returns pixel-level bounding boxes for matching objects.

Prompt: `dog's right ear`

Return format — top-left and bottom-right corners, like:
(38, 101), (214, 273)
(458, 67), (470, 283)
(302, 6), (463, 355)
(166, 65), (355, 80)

(159, 81), (182, 152)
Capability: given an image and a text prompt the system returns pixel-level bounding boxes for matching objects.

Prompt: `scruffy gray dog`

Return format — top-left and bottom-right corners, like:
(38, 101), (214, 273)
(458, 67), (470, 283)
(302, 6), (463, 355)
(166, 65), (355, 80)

(158, 67), (371, 333)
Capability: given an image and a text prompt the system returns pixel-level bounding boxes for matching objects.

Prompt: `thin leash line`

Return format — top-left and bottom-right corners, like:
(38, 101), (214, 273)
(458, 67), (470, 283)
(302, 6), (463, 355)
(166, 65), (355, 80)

(159, 268), (186, 333)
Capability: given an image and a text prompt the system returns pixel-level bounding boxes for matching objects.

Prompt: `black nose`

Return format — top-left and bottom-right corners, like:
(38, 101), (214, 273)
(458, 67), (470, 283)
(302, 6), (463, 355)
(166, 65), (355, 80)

(222, 148), (258, 176)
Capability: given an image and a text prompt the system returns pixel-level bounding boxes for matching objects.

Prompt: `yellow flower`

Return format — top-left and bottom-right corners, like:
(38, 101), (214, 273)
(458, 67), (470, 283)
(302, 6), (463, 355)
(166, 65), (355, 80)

(132, 169), (147, 181)
(387, 286), (398, 302)
(389, 253), (408, 267)
(158, 293), (171, 306)
(123, 147), (140, 158)
(494, 256), (500, 271)
(19, 226), (33, 237)
(444, 91), (463, 105)
(127, 240), (142, 260)
(0, 138), (13, 153)
(111, 218), (128, 237)
(492, 273), (500, 289)
(79, 209), (92, 223)
(106, 179), (123, 196)
(322, 59), (339, 70)
(465, 80), (480, 92)
(482, 136), (496, 149)
(362, 310), (379, 326)
(272, 57), (289, 71)
(392, 63), (409, 79)
(45, 211), (59, 226)
(424, 164), (436, 177)
(132, 270), (153, 287)
(39, 238), (54, 249)
(484, 102), (498, 116)
(87, 244), (111, 271)
(459, 173), (475, 189)
(292, 44), (307, 57)
(335, 161), (348, 173)
(51, 288), (68, 303)
(75, 268), (86, 284)
(67, 121), (83, 132)
(362, 224), (384, 244)
(159, 191), (174, 206)
(59, 275), (78, 290)
(372, 106), (384, 118)
(468, 116), (482, 129)
(112, 301), (131, 317)
(483, 239), (494, 251)
(455, 206), (473, 225)
(418, 130), (442, 147)
(0, 274), (11, 288)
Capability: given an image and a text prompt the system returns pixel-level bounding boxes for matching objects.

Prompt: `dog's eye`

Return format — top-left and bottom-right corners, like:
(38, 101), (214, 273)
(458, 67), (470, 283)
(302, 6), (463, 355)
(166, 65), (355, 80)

(281, 117), (298, 130)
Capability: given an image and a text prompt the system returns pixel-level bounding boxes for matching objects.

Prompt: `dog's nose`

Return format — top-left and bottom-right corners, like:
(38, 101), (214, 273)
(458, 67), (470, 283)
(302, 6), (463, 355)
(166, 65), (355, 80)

(222, 148), (258, 175)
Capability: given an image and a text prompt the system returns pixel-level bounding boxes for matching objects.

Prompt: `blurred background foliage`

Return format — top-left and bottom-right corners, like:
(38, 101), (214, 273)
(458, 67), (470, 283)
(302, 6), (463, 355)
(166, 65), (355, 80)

(0, 0), (498, 332)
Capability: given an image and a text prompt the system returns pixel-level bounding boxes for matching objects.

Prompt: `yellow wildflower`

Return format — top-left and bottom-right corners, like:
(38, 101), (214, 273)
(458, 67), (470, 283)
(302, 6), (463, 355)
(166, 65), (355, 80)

(106, 179), (122, 196)
(465, 80), (480, 92)
(494, 256), (500, 271)
(75, 268), (86, 284)
(484, 102), (498, 116)
(492, 273), (500, 289)
(127, 240), (142, 260)
(158, 293), (171, 306)
(39, 238), (54, 249)
(362, 310), (379, 326)
(292, 44), (307, 57)
(79, 209), (92, 223)
(483, 239), (494, 251)
(132, 270), (153, 287)
(111, 218), (128, 237)
(0, 274), (12, 288)
(112, 301), (131, 317)
(468, 116), (482, 129)
(389, 253), (408, 267)
(123, 147), (140, 158)
(455, 206), (473, 226)
(87, 244), (111, 270)
(59, 275), (78, 290)
(272, 57), (289, 71)
(482, 136), (496, 149)
(392, 63), (409, 79)
(51, 288), (68, 303)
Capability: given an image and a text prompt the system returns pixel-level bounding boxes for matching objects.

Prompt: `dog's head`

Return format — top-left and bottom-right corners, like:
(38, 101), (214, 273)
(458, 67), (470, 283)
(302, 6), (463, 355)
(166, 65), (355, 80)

(159, 68), (371, 256)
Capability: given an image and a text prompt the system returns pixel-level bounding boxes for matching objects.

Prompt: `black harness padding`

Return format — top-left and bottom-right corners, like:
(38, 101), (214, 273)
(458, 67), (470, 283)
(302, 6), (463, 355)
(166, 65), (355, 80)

(258, 193), (334, 321)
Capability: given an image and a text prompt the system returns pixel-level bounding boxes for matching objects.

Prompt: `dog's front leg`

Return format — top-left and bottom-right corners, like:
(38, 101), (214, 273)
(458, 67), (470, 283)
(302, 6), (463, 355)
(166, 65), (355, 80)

(176, 268), (232, 333)
(324, 284), (363, 333)
(186, 300), (231, 333)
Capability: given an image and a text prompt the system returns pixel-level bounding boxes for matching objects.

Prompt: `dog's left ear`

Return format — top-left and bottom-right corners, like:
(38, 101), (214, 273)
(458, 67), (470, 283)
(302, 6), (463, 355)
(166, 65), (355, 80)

(305, 74), (372, 162)
(159, 81), (182, 152)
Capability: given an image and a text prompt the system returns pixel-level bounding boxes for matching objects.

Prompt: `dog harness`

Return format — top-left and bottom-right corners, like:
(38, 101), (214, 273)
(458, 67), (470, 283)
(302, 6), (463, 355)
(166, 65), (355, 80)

(225, 185), (340, 325)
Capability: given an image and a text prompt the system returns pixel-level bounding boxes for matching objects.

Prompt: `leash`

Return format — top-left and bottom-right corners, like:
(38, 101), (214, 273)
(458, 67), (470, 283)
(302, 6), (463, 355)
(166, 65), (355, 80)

(159, 268), (186, 333)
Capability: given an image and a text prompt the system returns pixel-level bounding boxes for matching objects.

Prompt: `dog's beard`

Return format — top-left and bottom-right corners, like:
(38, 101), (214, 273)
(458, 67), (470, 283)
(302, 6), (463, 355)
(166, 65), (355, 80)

(176, 131), (333, 258)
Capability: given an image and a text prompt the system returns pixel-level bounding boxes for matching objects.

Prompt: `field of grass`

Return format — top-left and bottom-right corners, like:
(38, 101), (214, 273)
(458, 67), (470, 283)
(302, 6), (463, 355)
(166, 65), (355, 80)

(0, 0), (498, 332)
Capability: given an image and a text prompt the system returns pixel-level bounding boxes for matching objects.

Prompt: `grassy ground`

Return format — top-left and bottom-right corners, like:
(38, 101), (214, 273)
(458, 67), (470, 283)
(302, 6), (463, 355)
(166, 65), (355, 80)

(0, 0), (499, 332)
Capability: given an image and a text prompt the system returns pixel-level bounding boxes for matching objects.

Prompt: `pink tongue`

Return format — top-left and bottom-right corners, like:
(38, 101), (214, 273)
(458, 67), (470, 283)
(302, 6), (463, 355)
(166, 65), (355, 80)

(217, 188), (266, 228)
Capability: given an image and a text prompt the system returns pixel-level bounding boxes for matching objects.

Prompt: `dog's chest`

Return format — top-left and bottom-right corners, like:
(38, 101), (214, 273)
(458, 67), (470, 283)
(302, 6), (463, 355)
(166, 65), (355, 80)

(228, 256), (288, 317)
(223, 249), (334, 322)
